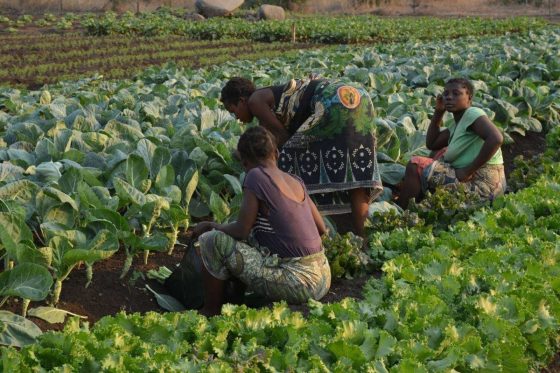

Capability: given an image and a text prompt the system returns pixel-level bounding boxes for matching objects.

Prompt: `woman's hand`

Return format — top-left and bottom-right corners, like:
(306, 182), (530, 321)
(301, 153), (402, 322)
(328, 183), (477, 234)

(455, 167), (474, 182)
(455, 115), (503, 184)
(435, 94), (446, 115)
(192, 222), (216, 240)
(426, 95), (450, 151)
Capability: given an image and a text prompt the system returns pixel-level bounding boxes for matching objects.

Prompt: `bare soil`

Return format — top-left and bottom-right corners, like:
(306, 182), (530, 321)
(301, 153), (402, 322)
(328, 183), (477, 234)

(303, 0), (560, 18)
(502, 130), (548, 179)
(0, 31), (317, 89)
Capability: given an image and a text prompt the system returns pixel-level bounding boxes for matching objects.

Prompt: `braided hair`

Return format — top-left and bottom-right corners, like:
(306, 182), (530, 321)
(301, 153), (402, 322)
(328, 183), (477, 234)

(220, 77), (256, 106)
(446, 78), (474, 97)
(237, 126), (277, 163)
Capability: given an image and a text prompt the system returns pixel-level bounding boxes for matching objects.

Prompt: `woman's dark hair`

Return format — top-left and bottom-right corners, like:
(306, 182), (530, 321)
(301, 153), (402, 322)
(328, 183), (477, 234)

(446, 78), (474, 97)
(237, 126), (277, 163)
(220, 77), (256, 106)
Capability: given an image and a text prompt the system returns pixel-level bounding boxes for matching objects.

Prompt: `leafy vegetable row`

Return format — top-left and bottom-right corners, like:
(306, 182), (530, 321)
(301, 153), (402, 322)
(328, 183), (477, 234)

(0, 35), (314, 88)
(0, 27), (557, 319)
(81, 11), (547, 43)
(2, 128), (560, 371)
(0, 8), (547, 42)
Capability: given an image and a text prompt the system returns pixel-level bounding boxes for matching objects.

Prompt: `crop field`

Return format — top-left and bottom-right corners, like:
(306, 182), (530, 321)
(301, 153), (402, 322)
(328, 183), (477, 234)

(0, 9), (559, 371)
(0, 34), (317, 88)
(0, 10), (547, 88)
(0, 10), (546, 41)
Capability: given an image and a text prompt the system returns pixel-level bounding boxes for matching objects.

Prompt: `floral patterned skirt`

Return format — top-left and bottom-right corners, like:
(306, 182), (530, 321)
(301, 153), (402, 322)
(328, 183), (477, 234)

(278, 81), (383, 215)
(420, 159), (507, 199)
(198, 230), (331, 304)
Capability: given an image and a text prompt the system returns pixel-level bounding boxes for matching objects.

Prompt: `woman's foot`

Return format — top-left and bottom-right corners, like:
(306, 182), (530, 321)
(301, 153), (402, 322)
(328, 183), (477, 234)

(224, 280), (246, 305)
(198, 306), (221, 317)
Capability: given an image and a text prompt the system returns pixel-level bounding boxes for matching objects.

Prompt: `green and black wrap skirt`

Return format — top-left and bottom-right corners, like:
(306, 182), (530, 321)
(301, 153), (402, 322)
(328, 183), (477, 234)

(275, 79), (383, 214)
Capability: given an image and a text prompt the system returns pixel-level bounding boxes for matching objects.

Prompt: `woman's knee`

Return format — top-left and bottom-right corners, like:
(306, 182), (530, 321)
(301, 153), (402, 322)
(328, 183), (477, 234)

(404, 163), (422, 185)
(198, 230), (220, 250)
(199, 230), (237, 260)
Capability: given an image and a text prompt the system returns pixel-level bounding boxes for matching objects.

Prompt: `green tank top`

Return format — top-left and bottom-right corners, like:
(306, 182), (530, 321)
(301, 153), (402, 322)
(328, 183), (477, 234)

(443, 107), (503, 169)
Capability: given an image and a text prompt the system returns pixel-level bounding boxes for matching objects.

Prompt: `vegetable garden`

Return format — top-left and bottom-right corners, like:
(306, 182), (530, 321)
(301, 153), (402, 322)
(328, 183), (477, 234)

(0, 9), (559, 371)
(0, 10), (545, 88)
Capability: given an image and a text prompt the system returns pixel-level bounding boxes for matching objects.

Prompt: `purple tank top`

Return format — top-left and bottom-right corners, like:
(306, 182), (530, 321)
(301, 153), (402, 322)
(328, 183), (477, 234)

(243, 166), (322, 258)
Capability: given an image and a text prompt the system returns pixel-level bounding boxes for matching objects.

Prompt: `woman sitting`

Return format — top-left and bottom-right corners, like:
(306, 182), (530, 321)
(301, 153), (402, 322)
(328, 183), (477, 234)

(398, 78), (506, 208)
(192, 126), (331, 316)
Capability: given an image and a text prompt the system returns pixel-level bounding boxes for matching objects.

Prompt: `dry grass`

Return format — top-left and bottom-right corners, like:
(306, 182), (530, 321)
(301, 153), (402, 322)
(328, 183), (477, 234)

(2, 0), (559, 18)
(302, 0), (560, 17)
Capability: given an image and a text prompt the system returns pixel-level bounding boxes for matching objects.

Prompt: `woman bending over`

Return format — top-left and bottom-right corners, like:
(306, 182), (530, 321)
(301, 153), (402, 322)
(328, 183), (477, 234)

(221, 77), (383, 236)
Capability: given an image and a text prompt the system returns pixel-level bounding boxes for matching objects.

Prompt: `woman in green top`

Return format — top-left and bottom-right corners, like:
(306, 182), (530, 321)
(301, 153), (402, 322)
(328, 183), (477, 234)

(398, 78), (506, 208)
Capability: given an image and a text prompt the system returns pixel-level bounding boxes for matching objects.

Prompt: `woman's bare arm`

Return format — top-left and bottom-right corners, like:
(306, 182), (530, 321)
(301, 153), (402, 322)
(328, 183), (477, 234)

(213, 190), (259, 240)
(426, 95), (450, 151)
(308, 198), (327, 236)
(455, 115), (503, 181)
(248, 89), (291, 146)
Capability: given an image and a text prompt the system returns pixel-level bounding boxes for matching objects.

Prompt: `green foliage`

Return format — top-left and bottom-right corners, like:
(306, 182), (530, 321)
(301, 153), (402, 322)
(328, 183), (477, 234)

(501, 128), (559, 193)
(545, 125), (560, 162)
(80, 11), (545, 43)
(27, 306), (85, 324)
(367, 186), (498, 237)
(15, 15), (33, 27)
(499, 0), (545, 6)
(508, 154), (547, 192)
(409, 185), (488, 232)
(55, 19), (73, 31)
(0, 264), (52, 302)
(0, 311), (42, 348)
(244, 0), (307, 8)
(368, 208), (422, 233)
(3, 164), (560, 368)
(323, 232), (372, 279)
(0, 20), (558, 368)
(352, 0), (391, 6)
